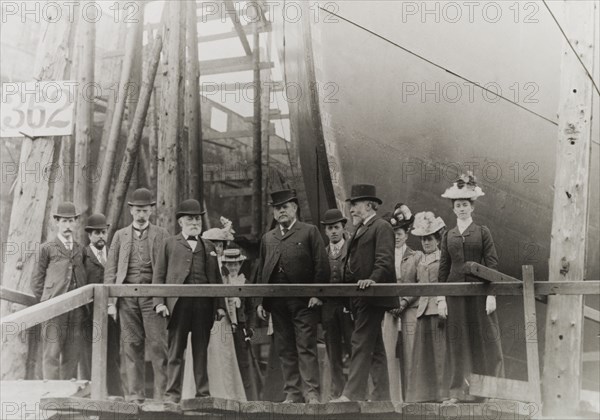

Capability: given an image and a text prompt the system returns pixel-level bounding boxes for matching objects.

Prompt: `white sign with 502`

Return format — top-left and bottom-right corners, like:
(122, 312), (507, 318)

(1, 81), (75, 138)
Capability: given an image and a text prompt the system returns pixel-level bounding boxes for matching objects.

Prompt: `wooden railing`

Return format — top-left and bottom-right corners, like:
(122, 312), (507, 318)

(1, 262), (599, 403)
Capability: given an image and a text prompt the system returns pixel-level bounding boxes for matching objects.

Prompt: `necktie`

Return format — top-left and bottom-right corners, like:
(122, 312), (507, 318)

(99, 251), (106, 265)
(282, 227), (289, 236)
(65, 241), (72, 251)
(187, 236), (198, 242)
(355, 223), (365, 236)
(133, 226), (147, 238)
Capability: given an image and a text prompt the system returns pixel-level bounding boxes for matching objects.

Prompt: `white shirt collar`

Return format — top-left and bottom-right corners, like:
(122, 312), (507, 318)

(457, 217), (473, 234)
(133, 221), (149, 230)
(181, 232), (198, 251)
(57, 234), (73, 248)
(280, 219), (297, 234)
(362, 213), (376, 225)
(90, 244), (106, 259)
(395, 244), (407, 258)
(330, 237), (345, 254)
(422, 249), (441, 264)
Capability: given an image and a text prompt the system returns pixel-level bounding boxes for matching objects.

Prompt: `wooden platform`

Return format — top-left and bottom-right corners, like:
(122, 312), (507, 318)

(37, 396), (549, 420)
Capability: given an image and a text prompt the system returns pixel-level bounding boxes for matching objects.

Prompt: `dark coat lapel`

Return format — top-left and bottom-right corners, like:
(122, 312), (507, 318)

(87, 245), (104, 267)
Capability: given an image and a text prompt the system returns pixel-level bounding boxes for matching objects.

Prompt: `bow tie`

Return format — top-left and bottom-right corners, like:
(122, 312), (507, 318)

(133, 225), (148, 234)
(187, 236), (198, 242)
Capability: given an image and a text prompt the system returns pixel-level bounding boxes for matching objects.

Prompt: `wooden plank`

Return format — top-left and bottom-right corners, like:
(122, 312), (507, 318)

(40, 397), (138, 416)
(0, 285), (94, 330)
(105, 281), (600, 298)
(197, 22), (271, 43)
(579, 390), (600, 414)
(397, 401), (539, 419)
(200, 81), (284, 92)
(584, 305), (600, 323)
(469, 374), (532, 402)
(582, 351), (600, 363)
(90, 286), (108, 400)
(464, 262), (521, 283)
(542, 2), (596, 416)
(522, 266), (541, 404)
(224, 0), (252, 55)
(0, 287), (37, 307)
(181, 397), (240, 413)
(200, 56), (273, 75)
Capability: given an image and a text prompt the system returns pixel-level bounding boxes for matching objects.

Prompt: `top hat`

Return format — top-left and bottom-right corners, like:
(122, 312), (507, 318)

(176, 199), (206, 219)
(268, 189), (298, 206)
(411, 211), (446, 237)
(222, 248), (247, 263)
(321, 208), (347, 226)
(128, 188), (156, 206)
(345, 184), (382, 204)
(441, 172), (485, 200)
(85, 213), (109, 231)
(53, 202), (80, 218)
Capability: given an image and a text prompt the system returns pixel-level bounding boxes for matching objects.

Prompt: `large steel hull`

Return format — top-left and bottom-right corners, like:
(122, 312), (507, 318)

(278, 1), (599, 385)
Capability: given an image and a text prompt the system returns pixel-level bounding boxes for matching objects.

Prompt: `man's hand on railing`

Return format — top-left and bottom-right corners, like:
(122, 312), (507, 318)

(357, 279), (376, 289)
(308, 297), (323, 308)
(437, 297), (448, 319)
(257, 304), (269, 321)
(155, 304), (170, 318)
(216, 308), (227, 321)
(486, 295), (496, 315)
(107, 304), (117, 321)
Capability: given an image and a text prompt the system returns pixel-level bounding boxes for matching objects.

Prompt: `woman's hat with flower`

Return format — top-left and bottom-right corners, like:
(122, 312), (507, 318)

(441, 171), (485, 200)
(385, 202), (414, 231)
(411, 211), (446, 237)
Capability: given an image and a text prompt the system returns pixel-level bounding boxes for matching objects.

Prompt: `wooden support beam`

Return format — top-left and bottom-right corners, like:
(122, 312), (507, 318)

(584, 305), (600, 323)
(224, 0), (252, 55)
(464, 262), (521, 283)
(542, 1), (596, 416)
(199, 56), (273, 75)
(0, 287), (37, 307)
(251, 23), (262, 237)
(197, 22), (271, 43)
(522, 265), (541, 404)
(261, 35), (273, 232)
(157, 1), (185, 233)
(200, 81), (285, 92)
(90, 286), (108, 400)
(107, 35), (163, 241)
(469, 374), (532, 402)
(203, 129), (274, 140)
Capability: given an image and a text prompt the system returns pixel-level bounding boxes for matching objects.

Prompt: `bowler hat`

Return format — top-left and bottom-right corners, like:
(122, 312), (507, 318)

(176, 199), (206, 219)
(128, 188), (156, 206)
(222, 248), (247, 263)
(345, 184), (382, 204)
(320, 209), (347, 225)
(268, 189), (298, 206)
(53, 202), (80, 218)
(85, 213), (109, 231)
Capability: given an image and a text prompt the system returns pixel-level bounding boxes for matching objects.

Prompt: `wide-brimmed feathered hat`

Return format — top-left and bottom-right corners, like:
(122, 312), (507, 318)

(411, 211), (446, 237)
(201, 216), (235, 241)
(441, 172), (485, 200)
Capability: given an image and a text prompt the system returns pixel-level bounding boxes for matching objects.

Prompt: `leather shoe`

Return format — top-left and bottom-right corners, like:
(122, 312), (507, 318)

(330, 395), (351, 403)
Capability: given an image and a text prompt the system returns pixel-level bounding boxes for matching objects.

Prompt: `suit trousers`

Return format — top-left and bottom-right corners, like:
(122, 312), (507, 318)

(321, 300), (353, 399)
(119, 296), (168, 400)
(80, 313), (124, 396)
(270, 297), (320, 402)
(166, 297), (214, 402)
(343, 299), (390, 401)
(41, 308), (86, 380)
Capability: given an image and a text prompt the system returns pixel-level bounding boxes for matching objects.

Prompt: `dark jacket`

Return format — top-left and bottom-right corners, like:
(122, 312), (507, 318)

(83, 245), (107, 285)
(438, 222), (498, 283)
(152, 233), (226, 323)
(31, 238), (87, 302)
(343, 215), (399, 309)
(104, 223), (169, 305)
(256, 221), (330, 311)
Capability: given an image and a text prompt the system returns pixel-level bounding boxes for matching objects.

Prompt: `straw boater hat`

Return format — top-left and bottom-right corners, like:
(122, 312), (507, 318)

(222, 248), (246, 263)
(201, 216), (235, 241)
(85, 213), (109, 232)
(53, 202), (80, 218)
(441, 172), (485, 200)
(411, 211), (446, 237)
(321, 209), (347, 226)
(128, 188), (156, 206)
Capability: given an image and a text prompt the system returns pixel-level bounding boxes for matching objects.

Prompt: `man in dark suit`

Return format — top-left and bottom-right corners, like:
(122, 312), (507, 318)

(255, 189), (330, 404)
(105, 188), (170, 402)
(81, 213), (123, 396)
(320, 208), (354, 400)
(152, 199), (227, 403)
(331, 184), (398, 402)
(31, 202), (87, 380)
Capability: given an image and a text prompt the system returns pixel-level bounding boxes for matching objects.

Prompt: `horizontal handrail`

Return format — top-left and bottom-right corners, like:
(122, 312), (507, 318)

(0, 285), (94, 330)
(0, 287), (38, 307)
(465, 262), (521, 283)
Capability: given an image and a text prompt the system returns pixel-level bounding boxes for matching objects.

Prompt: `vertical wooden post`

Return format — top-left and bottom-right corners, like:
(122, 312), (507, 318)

(73, 5), (95, 241)
(157, 1), (185, 233)
(522, 265), (541, 405)
(251, 22), (263, 237)
(542, 1), (596, 416)
(149, 88), (159, 195)
(0, 7), (77, 379)
(94, 20), (141, 214)
(186, 1), (204, 205)
(91, 286), (108, 400)
(260, 32), (272, 232)
(178, 1), (189, 198)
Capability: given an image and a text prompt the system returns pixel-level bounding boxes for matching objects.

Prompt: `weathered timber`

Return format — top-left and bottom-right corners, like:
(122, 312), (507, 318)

(0, 7), (78, 380)
(104, 281), (600, 298)
(464, 262), (521, 283)
(224, 0), (252, 55)
(200, 56), (273, 75)
(157, 1), (185, 233)
(522, 266), (542, 404)
(197, 22), (271, 43)
(469, 374), (532, 403)
(0, 287), (37, 307)
(94, 19), (141, 215)
(90, 286), (108, 400)
(261, 35), (272, 232)
(542, 1), (596, 416)
(40, 397), (138, 417)
(107, 35), (163, 241)
(251, 22), (262, 238)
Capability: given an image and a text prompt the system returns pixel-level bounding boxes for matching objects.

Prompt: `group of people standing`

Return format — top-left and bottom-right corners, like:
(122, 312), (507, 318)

(31, 171), (504, 405)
